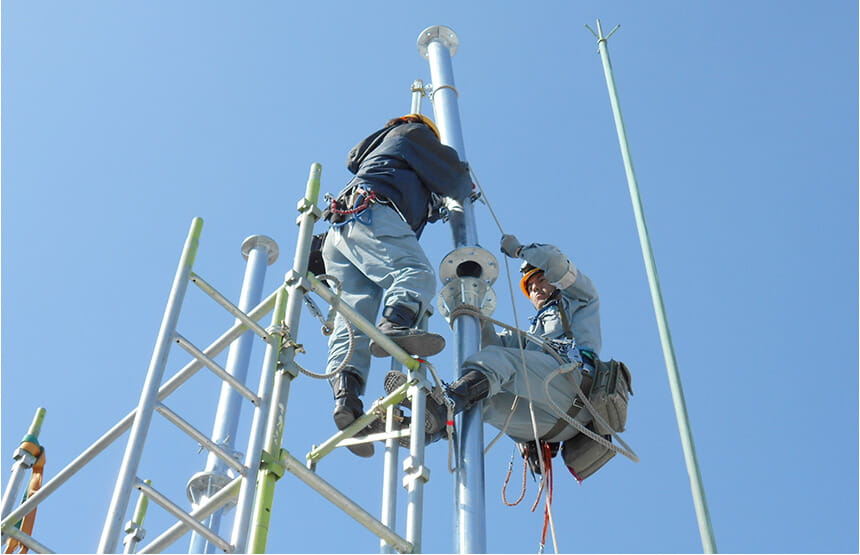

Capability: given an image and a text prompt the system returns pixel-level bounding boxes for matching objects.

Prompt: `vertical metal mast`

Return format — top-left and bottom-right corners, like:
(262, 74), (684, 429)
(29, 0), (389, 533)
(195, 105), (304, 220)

(588, 19), (718, 554)
(188, 235), (278, 553)
(417, 25), (487, 554)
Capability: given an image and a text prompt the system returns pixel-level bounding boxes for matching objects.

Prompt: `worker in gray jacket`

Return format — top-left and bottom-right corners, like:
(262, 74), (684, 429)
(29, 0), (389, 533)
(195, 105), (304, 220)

(387, 234), (607, 475)
(322, 114), (472, 457)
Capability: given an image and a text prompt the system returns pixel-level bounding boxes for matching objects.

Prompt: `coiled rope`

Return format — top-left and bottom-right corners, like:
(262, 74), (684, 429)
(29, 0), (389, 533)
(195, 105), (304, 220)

(294, 274), (355, 380)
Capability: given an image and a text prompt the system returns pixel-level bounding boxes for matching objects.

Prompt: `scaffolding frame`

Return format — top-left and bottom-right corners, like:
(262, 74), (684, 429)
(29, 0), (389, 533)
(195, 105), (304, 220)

(1, 164), (438, 554)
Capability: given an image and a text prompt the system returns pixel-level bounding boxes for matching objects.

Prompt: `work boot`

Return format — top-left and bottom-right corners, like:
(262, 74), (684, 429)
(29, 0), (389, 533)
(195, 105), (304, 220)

(332, 370), (374, 458)
(384, 369), (490, 444)
(369, 305), (446, 358)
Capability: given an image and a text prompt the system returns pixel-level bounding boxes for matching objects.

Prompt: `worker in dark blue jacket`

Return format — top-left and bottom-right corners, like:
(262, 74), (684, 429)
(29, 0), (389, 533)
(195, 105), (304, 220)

(322, 114), (472, 457)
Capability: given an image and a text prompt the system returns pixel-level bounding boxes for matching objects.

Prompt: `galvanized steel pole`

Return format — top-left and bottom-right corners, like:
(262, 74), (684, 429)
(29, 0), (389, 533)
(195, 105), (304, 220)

(589, 19), (718, 553)
(418, 25), (486, 554)
(188, 235), (278, 553)
(98, 217), (204, 553)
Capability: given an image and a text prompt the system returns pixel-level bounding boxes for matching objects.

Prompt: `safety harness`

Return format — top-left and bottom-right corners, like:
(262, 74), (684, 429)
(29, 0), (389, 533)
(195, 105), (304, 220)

(324, 187), (383, 227)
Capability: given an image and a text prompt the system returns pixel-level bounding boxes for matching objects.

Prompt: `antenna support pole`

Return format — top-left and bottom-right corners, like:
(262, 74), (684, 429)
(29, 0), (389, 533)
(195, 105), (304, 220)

(418, 25), (487, 554)
(589, 19), (718, 554)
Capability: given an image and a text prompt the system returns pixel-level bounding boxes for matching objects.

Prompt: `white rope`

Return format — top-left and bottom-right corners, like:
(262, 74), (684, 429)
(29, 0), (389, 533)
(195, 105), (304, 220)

(295, 274), (355, 380)
(466, 167), (562, 552)
(500, 247), (559, 554)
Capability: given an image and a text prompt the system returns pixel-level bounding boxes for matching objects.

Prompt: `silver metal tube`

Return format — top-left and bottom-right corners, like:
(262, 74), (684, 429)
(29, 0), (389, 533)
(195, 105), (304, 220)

(404, 377), (428, 552)
(410, 79), (424, 114)
(3, 526), (54, 554)
(0, 289), (279, 531)
(174, 334), (260, 404)
(135, 481), (231, 553)
(98, 217), (204, 554)
(279, 450), (413, 554)
(189, 235), (277, 554)
(138, 477), (241, 554)
(190, 273), (271, 339)
(154, 404), (246, 474)
(1, 456), (33, 522)
(379, 402), (400, 554)
(591, 20), (717, 554)
(419, 25), (486, 553)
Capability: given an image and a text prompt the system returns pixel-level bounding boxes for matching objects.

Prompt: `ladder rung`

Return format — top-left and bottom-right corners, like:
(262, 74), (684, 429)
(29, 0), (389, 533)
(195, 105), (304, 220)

(307, 380), (411, 464)
(134, 480), (233, 553)
(2, 526), (55, 554)
(189, 273), (270, 339)
(137, 476), (241, 554)
(280, 450), (413, 554)
(154, 404), (247, 475)
(174, 333), (260, 405)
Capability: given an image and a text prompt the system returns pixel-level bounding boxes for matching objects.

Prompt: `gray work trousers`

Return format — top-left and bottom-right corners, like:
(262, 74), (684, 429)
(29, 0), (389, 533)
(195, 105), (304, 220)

(322, 203), (436, 392)
(463, 345), (593, 443)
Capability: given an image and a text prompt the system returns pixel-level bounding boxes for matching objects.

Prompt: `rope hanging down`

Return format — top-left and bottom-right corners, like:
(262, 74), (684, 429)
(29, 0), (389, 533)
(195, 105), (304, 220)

(471, 165), (560, 553)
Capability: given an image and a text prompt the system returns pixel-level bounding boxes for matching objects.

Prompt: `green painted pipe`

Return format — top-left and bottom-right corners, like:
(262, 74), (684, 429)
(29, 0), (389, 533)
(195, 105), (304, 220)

(20, 407), (47, 447)
(589, 19), (718, 554)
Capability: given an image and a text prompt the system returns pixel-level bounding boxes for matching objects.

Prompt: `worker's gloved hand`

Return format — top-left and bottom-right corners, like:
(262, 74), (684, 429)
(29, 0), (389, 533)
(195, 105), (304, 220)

(500, 234), (523, 258)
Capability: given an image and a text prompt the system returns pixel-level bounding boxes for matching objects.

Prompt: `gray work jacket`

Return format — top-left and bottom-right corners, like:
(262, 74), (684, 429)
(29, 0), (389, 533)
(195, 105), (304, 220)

(494, 243), (602, 357)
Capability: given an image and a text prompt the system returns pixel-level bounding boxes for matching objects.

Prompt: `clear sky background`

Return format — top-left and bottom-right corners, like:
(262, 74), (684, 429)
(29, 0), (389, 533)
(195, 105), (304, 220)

(2, 2), (857, 554)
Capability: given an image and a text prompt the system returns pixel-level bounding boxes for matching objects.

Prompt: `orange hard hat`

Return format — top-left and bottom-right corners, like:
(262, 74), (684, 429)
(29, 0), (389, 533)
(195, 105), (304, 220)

(520, 266), (543, 298)
(402, 113), (440, 139)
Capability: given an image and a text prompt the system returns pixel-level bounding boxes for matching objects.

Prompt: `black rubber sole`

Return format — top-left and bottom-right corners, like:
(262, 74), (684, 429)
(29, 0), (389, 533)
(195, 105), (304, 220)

(369, 331), (446, 358)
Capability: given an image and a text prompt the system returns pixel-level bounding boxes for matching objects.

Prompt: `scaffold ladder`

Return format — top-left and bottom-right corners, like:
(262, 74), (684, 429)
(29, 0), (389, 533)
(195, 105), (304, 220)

(1, 164), (438, 554)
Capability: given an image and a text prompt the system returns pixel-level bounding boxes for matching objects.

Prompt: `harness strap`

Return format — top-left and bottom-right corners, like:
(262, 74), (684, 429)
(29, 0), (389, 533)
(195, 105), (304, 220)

(329, 187), (380, 216)
(541, 402), (581, 442)
(541, 371), (593, 441)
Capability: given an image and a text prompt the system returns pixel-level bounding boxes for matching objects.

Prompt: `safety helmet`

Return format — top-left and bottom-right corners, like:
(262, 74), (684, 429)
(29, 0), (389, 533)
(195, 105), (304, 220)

(401, 113), (440, 139)
(519, 262), (544, 298)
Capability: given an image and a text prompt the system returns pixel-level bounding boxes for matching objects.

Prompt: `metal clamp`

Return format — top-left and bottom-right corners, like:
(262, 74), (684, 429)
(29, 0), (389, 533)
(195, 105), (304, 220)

(402, 456), (431, 488)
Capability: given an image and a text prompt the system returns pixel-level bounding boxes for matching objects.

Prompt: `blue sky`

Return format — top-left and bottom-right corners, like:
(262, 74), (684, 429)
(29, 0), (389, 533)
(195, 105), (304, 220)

(2, 2), (857, 554)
